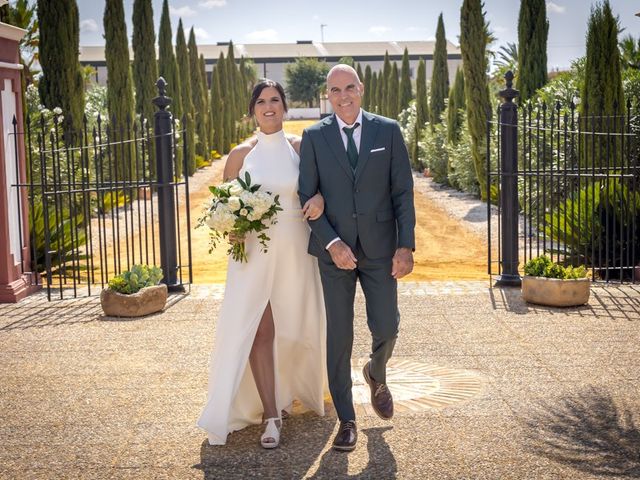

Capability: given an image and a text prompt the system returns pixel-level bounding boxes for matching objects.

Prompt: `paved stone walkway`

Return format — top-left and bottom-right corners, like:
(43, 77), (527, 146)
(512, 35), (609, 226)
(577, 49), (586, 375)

(1, 281), (639, 479)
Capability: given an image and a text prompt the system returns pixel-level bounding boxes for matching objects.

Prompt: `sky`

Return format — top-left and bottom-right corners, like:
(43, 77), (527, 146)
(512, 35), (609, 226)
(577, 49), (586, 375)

(77, 0), (640, 71)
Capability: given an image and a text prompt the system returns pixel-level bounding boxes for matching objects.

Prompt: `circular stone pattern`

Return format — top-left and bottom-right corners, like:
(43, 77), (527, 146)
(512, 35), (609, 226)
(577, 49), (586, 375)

(351, 358), (483, 414)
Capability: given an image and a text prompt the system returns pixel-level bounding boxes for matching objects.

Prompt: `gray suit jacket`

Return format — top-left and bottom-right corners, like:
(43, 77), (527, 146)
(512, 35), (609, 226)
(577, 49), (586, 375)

(298, 110), (416, 260)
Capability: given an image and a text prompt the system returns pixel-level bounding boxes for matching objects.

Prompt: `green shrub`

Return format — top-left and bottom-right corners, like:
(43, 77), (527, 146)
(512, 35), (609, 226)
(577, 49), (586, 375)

(108, 264), (163, 294)
(421, 121), (449, 184)
(524, 255), (588, 279)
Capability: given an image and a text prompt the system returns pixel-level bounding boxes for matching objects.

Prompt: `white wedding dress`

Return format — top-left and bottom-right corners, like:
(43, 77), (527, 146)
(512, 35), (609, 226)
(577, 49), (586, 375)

(197, 129), (326, 445)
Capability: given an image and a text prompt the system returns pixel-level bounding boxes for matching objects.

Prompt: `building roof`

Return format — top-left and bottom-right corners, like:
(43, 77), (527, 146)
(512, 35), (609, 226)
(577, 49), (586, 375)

(79, 40), (461, 64)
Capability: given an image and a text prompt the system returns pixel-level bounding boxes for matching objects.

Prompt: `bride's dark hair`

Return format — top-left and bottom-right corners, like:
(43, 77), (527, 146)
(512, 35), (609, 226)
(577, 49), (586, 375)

(248, 79), (288, 116)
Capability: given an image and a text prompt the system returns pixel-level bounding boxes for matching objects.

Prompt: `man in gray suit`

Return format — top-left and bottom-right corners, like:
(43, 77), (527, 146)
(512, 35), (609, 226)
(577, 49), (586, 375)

(298, 64), (416, 451)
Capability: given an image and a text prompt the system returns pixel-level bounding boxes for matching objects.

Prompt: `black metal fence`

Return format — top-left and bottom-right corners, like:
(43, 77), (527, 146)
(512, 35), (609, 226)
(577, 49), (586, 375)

(11, 78), (193, 300)
(488, 72), (639, 284)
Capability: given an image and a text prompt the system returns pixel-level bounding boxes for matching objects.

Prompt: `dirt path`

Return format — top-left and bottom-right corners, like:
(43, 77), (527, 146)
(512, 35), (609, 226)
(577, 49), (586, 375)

(188, 121), (488, 283)
(85, 121), (488, 284)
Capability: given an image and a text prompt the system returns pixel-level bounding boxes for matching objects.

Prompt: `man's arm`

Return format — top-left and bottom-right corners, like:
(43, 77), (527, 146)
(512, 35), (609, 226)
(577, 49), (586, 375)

(298, 129), (340, 247)
(389, 121), (416, 251)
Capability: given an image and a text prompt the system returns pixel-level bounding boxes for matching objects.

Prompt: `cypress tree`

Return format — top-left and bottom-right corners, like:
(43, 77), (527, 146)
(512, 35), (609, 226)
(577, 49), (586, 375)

(381, 52), (391, 116)
(447, 67), (466, 144)
(460, 0), (490, 200)
(238, 56), (250, 138)
(430, 13), (449, 125)
(370, 71), (378, 113)
(399, 47), (413, 112)
(516, 0), (548, 102)
(132, 0), (157, 123)
(157, 0), (183, 177)
(188, 27), (209, 160)
(226, 42), (239, 143)
(363, 65), (372, 111)
(37, 0), (84, 134)
(104, 0), (135, 179)
(415, 58), (428, 130)
(356, 63), (364, 83)
(412, 58), (429, 168)
(209, 64), (224, 155)
(386, 62), (400, 119)
(200, 54), (213, 152)
(175, 20), (195, 174)
(217, 53), (232, 153)
(581, 0), (625, 168)
(132, 0), (157, 177)
(376, 70), (384, 115)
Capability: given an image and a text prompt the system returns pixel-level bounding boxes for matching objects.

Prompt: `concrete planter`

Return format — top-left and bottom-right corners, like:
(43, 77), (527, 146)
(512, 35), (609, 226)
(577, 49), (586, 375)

(100, 284), (167, 317)
(522, 276), (590, 307)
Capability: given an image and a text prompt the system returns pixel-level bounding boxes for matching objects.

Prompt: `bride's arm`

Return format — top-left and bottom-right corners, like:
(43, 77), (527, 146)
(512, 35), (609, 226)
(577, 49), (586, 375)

(290, 135), (325, 221)
(223, 141), (254, 181)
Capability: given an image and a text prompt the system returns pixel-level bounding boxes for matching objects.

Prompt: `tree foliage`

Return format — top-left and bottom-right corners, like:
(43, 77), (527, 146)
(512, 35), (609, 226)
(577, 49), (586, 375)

(460, 0), (491, 200)
(284, 57), (329, 107)
(430, 13), (449, 125)
(399, 47), (412, 112)
(37, 0), (84, 133)
(517, 0), (548, 101)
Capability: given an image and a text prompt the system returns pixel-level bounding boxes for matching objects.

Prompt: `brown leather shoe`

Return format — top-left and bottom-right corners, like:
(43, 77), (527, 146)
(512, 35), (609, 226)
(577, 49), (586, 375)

(363, 361), (394, 420)
(332, 420), (357, 452)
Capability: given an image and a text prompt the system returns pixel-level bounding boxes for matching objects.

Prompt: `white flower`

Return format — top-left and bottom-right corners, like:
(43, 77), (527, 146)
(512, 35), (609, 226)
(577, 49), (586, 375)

(41, 108), (50, 115)
(57, 115), (64, 123)
(227, 196), (241, 211)
(239, 208), (248, 216)
(227, 179), (244, 196)
(53, 107), (62, 115)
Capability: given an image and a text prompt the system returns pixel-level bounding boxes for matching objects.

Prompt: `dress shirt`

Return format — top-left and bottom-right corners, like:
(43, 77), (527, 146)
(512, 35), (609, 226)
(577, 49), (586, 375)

(326, 109), (364, 250)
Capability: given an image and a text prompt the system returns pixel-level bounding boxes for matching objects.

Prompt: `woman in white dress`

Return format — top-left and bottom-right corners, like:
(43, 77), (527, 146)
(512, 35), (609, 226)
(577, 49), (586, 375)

(197, 80), (326, 448)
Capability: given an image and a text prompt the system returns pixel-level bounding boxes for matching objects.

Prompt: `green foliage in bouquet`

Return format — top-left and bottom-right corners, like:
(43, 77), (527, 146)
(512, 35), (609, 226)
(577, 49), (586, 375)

(199, 171), (282, 262)
(108, 264), (163, 294)
(524, 255), (588, 279)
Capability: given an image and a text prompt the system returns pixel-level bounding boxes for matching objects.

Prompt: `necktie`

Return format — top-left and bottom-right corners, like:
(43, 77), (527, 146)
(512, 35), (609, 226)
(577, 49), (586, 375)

(342, 122), (360, 170)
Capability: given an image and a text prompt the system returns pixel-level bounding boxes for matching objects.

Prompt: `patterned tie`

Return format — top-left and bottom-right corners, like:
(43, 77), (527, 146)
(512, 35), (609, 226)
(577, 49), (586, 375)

(342, 122), (360, 171)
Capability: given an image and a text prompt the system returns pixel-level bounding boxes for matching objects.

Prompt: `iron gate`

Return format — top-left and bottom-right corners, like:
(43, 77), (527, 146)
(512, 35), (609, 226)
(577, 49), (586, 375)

(11, 78), (193, 300)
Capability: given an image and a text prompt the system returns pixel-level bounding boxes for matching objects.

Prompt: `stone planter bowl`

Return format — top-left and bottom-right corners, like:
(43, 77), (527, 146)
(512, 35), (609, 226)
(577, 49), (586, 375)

(522, 276), (590, 307)
(100, 284), (168, 317)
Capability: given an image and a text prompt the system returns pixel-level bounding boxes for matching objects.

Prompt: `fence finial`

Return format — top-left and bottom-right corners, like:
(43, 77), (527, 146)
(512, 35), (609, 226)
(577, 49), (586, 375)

(152, 77), (172, 111)
(499, 70), (519, 104)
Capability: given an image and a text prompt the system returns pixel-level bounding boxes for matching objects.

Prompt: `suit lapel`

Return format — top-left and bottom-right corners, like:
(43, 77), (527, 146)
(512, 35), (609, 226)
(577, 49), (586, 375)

(321, 114), (354, 182)
(354, 111), (379, 185)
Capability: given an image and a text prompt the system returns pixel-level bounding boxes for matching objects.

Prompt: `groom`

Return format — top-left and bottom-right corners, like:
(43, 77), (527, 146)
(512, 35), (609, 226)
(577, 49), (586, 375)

(299, 64), (416, 451)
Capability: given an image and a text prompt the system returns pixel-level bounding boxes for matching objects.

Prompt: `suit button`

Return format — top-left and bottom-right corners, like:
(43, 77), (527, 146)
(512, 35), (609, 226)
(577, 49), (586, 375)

(352, 213), (357, 218)
(355, 189), (360, 193)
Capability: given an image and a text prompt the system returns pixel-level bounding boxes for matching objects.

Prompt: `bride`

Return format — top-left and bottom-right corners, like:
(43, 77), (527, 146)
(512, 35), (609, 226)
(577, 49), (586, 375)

(197, 79), (327, 448)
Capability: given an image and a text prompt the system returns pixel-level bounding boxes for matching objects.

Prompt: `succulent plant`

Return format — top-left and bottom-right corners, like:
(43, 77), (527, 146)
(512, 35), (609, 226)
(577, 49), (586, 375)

(107, 265), (163, 294)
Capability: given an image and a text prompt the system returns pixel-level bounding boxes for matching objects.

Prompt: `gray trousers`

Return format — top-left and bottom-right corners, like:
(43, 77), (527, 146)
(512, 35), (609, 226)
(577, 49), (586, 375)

(317, 241), (399, 422)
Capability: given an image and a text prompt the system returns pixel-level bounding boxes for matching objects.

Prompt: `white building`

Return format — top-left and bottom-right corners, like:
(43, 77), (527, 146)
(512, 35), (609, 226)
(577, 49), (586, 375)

(79, 39), (462, 90)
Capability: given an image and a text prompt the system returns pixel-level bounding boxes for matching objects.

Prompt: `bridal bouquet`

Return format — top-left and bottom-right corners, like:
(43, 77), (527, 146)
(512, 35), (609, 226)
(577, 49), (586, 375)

(199, 172), (281, 262)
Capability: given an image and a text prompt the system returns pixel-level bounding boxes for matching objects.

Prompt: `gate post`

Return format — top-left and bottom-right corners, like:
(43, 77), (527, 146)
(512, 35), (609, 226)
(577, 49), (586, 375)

(152, 77), (182, 291)
(0, 22), (38, 302)
(496, 71), (521, 286)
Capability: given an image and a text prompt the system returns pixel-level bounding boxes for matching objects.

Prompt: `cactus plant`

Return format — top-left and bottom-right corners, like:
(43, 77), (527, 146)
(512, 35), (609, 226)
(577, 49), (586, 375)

(107, 265), (163, 294)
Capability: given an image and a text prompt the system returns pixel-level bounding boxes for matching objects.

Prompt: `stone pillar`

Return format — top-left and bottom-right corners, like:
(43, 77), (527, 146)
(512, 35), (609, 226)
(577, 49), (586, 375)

(0, 21), (36, 302)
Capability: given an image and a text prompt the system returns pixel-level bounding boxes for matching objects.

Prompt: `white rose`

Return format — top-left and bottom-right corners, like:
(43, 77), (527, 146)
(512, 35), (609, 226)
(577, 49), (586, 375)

(53, 107), (62, 115)
(239, 208), (248, 216)
(227, 179), (244, 196)
(227, 196), (241, 211)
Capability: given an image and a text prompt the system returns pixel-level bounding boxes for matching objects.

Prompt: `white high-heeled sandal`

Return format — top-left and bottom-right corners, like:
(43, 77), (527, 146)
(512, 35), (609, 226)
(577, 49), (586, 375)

(260, 417), (282, 449)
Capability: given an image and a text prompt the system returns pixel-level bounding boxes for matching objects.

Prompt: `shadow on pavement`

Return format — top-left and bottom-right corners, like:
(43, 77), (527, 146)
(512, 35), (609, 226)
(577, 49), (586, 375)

(309, 426), (397, 479)
(195, 411), (336, 479)
(489, 284), (640, 321)
(522, 387), (640, 478)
